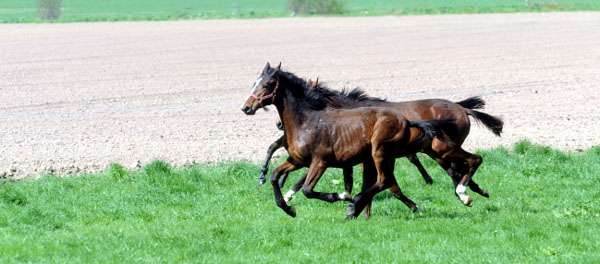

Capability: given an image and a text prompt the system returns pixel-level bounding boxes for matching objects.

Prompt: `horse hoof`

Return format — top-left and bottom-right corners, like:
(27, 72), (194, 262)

(481, 189), (490, 198)
(345, 215), (357, 221)
(258, 178), (266, 186)
(464, 197), (473, 207)
(425, 178), (433, 185)
(283, 194), (293, 202)
(286, 206), (296, 218)
(346, 203), (356, 216)
(413, 205), (423, 215)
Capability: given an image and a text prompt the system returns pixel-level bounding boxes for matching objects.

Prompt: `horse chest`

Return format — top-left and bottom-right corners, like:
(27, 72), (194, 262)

(286, 131), (326, 164)
(286, 136), (311, 163)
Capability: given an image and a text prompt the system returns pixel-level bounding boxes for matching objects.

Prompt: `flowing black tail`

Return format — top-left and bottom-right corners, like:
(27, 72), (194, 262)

(466, 109), (504, 136)
(456, 96), (504, 136)
(456, 96), (485, 110)
(409, 119), (456, 146)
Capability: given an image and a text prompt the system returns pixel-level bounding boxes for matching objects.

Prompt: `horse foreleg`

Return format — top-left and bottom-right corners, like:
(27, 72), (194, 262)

(259, 135), (285, 186)
(341, 167), (353, 201)
(278, 171), (290, 188)
(270, 158), (298, 217)
(359, 162), (376, 219)
(301, 160), (346, 203)
(283, 172), (306, 202)
(347, 157), (397, 220)
(282, 166), (352, 202)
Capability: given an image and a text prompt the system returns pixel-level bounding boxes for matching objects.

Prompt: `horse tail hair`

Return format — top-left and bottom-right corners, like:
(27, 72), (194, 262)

(466, 109), (504, 136)
(409, 119), (456, 146)
(456, 96), (485, 110)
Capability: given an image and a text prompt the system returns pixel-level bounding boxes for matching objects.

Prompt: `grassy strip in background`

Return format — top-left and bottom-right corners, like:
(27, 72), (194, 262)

(2, 0), (600, 23)
(0, 140), (599, 262)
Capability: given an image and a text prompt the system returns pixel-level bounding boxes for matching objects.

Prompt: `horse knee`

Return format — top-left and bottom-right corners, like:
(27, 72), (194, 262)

(269, 171), (280, 185)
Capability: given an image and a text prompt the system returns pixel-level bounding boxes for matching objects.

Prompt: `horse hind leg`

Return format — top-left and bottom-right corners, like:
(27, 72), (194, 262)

(407, 154), (433, 184)
(436, 157), (489, 198)
(456, 161), (489, 198)
(448, 149), (483, 207)
(389, 182), (422, 214)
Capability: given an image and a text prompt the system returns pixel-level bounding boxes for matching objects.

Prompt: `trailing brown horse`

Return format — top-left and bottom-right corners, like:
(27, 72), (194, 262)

(242, 63), (458, 218)
(252, 65), (503, 211)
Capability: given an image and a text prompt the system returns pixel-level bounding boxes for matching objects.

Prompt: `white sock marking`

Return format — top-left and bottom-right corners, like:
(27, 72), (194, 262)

(283, 189), (296, 202)
(338, 192), (349, 200)
(456, 184), (467, 195)
(456, 184), (470, 204)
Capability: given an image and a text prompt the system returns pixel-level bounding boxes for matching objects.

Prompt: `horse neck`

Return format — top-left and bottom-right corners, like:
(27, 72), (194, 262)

(273, 78), (314, 137)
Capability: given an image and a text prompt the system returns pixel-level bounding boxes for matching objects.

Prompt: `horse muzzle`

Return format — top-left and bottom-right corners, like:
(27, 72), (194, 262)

(241, 105), (257, 115)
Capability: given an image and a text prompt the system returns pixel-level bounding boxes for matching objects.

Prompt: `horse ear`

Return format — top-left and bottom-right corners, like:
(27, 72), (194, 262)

(275, 62), (281, 72)
(263, 62), (271, 73)
(306, 79), (312, 85)
(308, 78), (318, 90)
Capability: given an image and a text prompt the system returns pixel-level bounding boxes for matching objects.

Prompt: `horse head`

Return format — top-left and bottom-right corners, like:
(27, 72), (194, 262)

(241, 62), (281, 115)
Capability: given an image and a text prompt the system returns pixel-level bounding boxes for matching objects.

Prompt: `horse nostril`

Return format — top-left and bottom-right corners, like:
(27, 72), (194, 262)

(242, 106), (252, 114)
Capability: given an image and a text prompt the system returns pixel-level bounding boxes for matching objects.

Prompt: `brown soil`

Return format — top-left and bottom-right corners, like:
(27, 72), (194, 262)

(1, 12), (599, 178)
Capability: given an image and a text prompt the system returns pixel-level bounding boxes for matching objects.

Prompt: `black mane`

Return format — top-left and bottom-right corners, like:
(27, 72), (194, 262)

(279, 71), (328, 110)
(278, 70), (385, 111)
(340, 87), (386, 103)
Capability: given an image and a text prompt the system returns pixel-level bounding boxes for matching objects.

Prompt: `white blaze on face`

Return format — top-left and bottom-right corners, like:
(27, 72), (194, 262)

(242, 77), (264, 109)
(250, 77), (263, 95)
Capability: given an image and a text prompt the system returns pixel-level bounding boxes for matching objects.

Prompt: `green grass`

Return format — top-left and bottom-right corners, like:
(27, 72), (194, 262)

(1, 140), (599, 263)
(2, 0), (600, 23)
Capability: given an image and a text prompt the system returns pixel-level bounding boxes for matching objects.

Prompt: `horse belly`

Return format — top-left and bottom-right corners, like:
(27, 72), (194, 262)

(331, 128), (369, 163)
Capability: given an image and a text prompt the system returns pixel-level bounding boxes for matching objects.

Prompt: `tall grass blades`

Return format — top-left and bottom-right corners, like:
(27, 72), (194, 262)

(0, 142), (599, 262)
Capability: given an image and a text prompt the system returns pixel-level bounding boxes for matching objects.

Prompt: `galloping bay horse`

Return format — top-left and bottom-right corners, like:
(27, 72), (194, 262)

(242, 63), (458, 218)
(251, 63), (503, 209)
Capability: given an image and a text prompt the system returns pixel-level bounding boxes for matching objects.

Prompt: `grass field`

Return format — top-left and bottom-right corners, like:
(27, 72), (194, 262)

(2, 0), (600, 22)
(0, 141), (599, 262)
